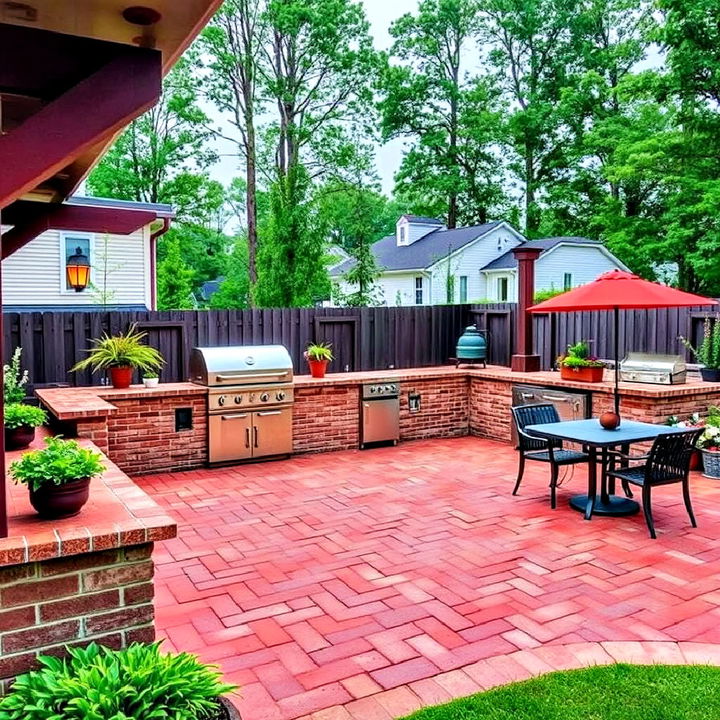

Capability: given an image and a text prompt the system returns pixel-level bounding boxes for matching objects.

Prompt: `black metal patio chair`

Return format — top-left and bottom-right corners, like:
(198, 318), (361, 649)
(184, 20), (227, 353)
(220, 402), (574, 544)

(606, 428), (702, 539)
(510, 404), (589, 509)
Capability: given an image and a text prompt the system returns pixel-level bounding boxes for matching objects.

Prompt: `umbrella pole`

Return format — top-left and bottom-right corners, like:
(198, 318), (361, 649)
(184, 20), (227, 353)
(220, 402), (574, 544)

(614, 306), (620, 415)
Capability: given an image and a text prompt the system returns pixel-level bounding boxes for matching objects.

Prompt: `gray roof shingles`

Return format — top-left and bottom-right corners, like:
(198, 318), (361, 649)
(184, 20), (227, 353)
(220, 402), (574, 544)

(482, 237), (602, 271)
(330, 221), (502, 276)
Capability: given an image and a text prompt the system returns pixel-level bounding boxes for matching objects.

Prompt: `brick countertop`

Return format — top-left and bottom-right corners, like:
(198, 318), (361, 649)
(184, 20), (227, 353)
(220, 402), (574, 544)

(1, 431), (176, 567)
(294, 364), (720, 399)
(36, 382), (207, 420)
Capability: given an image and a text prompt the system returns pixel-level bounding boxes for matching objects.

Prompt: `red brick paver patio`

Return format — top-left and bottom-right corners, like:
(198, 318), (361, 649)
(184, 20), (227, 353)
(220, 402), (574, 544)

(135, 437), (720, 720)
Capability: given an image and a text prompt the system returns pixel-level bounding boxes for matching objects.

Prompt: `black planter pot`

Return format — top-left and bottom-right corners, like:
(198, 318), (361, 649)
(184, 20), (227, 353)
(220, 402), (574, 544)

(29, 477), (91, 519)
(701, 367), (720, 382)
(217, 697), (241, 719)
(4, 425), (36, 451)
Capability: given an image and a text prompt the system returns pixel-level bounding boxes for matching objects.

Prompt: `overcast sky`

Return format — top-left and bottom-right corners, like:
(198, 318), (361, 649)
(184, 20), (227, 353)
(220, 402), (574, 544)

(209, 0), (419, 196)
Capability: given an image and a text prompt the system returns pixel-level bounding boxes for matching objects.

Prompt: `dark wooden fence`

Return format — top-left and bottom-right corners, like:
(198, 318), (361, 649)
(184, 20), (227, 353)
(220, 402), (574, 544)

(470, 302), (713, 369)
(2, 305), (471, 388)
(3, 303), (715, 389)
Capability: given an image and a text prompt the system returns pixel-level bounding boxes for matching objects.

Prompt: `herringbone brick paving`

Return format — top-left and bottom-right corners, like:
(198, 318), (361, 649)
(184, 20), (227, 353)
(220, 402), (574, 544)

(134, 437), (720, 720)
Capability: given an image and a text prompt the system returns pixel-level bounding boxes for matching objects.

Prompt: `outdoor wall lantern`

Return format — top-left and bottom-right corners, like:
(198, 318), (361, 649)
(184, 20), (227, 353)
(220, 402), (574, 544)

(66, 247), (91, 292)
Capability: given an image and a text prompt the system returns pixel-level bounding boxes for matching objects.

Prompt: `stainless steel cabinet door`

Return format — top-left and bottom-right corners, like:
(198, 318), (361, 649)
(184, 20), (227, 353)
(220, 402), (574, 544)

(209, 412), (253, 463)
(252, 408), (293, 458)
(361, 399), (400, 445)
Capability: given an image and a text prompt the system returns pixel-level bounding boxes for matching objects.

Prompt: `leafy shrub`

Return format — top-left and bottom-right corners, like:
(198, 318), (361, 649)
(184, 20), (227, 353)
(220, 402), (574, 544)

(71, 323), (164, 374)
(0, 642), (235, 720)
(4, 403), (47, 429)
(680, 316), (720, 370)
(560, 340), (605, 368)
(9, 436), (105, 491)
(3, 347), (28, 405)
(305, 342), (334, 361)
(533, 287), (566, 303)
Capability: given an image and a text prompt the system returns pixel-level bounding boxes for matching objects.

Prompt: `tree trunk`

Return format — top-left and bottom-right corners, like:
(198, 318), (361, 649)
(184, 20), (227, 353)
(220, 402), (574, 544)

(524, 147), (537, 235)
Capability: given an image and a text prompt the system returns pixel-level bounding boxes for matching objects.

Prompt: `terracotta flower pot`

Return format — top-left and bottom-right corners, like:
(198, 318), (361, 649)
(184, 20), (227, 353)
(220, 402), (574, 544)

(307, 358), (329, 378)
(560, 365), (604, 383)
(109, 365), (133, 389)
(5, 425), (36, 451)
(29, 477), (91, 519)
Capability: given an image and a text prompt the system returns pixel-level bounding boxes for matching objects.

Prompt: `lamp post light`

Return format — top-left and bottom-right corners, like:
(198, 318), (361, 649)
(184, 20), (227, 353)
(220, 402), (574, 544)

(66, 247), (91, 292)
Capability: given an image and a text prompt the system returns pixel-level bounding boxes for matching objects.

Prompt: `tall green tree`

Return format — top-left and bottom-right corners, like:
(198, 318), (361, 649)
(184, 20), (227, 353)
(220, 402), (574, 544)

(478, 0), (585, 234)
(87, 59), (219, 223)
(156, 236), (195, 309)
(197, 0), (268, 294)
(210, 237), (251, 309)
(382, 0), (506, 228)
(253, 0), (379, 306)
(318, 179), (390, 306)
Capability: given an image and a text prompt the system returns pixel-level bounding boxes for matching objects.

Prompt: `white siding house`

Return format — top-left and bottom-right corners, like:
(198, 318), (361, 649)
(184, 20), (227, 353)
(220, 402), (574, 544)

(1, 197), (173, 311)
(330, 217), (629, 306)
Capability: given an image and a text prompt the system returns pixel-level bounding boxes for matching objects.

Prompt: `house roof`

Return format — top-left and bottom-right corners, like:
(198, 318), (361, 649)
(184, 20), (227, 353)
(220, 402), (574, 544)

(401, 215), (444, 225)
(331, 221), (502, 276)
(68, 195), (175, 218)
(482, 237), (603, 271)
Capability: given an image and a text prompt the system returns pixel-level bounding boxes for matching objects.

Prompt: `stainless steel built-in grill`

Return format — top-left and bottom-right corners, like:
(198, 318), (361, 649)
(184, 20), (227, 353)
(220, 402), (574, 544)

(619, 353), (687, 385)
(360, 382), (400, 448)
(190, 345), (294, 464)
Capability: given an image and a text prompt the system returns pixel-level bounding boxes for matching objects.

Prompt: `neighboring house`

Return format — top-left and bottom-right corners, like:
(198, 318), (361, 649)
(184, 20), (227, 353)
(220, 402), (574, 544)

(1, 196), (174, 311)
(196, 277), (224, 306)
(330, 216), (628, 306)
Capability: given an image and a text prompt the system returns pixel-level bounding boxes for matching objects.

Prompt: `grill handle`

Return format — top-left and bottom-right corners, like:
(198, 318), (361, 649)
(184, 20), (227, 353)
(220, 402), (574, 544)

(253, 426), (259, 447)
(542, 395), (574, 403)
(221, 413), (249, 420)
(257, 411), (282, 416)
(215, 371), (289, 382)
(245, 427), (250, 448)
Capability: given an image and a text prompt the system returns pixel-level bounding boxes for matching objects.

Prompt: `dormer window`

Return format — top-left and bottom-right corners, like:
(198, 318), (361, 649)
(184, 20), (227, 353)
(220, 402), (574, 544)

(400, 224), (408, 245)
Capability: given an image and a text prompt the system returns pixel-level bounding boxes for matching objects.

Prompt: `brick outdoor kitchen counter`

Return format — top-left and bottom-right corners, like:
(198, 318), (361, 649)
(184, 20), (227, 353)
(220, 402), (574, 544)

(0, 433), (176, 686)
(36, 368), (720, 473)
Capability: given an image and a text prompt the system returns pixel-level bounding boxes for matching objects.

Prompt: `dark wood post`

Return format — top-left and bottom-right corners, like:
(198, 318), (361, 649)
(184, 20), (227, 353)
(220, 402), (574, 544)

(511, 246), (542, 372)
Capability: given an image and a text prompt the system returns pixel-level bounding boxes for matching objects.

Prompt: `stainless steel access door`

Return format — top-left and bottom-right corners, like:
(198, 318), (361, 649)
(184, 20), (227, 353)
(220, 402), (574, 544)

(252, 408), (294, 458)
(361, 398), (400, 446)
(209, 412), (253, 463)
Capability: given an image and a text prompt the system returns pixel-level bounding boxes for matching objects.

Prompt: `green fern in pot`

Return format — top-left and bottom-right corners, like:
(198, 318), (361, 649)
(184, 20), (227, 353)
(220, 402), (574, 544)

(71, 323), (164, 389)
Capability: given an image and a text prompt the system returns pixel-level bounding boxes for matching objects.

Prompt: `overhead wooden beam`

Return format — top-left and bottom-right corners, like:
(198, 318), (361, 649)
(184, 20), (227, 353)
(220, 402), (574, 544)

(1, 203), (158, 259)
(0, 47), (161, 211)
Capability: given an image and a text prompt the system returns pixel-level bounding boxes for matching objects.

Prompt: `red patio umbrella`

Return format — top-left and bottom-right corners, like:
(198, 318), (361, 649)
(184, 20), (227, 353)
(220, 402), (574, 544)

(529, 270), (717, 416)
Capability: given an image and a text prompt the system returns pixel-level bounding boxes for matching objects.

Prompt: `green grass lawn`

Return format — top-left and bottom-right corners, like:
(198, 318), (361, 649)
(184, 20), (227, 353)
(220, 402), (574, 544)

(402, 665), (720, 720)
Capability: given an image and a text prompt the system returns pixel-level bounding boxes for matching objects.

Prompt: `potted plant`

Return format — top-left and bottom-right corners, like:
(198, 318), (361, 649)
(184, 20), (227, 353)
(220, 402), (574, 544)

(667, 412), (703, 471)
(559, 341), (606, 382)
(0, 641), (239, 720)
(680, 316), (720, 382)
(4, 403), (47, 450)
(71, 323), (164, 389)
(10, 436), (105, 519)
(142, 373), (160, 389)
(4, 346), (29, 404)
(305, 342), (333, 378)
(695, 407), (720, 478)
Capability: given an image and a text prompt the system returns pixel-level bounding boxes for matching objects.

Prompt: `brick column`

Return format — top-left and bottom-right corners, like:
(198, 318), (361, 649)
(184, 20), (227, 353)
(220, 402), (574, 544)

(511, 247), (542, 372)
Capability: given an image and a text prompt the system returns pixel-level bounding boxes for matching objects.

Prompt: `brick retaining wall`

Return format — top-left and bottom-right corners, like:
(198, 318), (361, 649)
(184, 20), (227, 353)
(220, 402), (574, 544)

(0, 545), (155, 686)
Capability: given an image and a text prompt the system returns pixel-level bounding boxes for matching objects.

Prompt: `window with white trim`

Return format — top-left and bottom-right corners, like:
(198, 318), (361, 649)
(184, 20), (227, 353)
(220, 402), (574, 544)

(498, 276), (508, 302)
(564, 272), (572, 290)
(459, 276), (468, 303)
(62, 235), (92, 292)
(415, 276), (423, 304)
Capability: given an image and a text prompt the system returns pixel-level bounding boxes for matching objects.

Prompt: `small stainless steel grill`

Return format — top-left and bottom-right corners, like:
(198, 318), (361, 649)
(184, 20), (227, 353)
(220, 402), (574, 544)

(619, 353), (687, 385)
(190, 345), (294, 464)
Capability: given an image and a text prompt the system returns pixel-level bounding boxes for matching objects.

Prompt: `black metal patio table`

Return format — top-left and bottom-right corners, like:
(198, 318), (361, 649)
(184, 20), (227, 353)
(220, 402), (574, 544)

(525, 419), (684, 520)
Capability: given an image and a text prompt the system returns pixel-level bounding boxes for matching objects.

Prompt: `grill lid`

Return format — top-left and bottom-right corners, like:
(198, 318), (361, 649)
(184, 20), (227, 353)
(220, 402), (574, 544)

(190, 345), (293, 386)
(619, 353), (686, 374)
